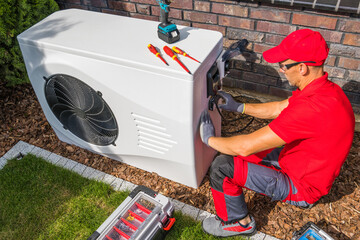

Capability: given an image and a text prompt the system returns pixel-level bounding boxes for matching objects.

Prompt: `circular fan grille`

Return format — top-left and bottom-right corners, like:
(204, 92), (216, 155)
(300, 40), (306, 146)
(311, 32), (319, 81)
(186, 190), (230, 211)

(44, 74), (118, 146)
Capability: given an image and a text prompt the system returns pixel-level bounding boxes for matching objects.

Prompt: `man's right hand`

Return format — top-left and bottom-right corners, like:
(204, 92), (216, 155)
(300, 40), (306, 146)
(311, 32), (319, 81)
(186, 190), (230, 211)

(217, 91), (245, 113)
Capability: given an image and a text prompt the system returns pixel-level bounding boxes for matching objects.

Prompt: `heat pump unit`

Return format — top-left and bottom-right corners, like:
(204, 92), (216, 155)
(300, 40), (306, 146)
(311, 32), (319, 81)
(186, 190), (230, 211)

(18, 9), (230, 188)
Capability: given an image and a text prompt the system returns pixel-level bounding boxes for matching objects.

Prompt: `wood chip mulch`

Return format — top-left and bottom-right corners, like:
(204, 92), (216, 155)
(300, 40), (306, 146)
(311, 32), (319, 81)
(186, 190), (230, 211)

(1, 82), (359, 239)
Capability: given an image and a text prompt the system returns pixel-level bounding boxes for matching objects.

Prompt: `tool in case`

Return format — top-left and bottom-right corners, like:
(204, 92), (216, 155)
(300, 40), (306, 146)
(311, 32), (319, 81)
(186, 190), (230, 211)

(292, 222), (334, 240)
(88, 186), (175, 240)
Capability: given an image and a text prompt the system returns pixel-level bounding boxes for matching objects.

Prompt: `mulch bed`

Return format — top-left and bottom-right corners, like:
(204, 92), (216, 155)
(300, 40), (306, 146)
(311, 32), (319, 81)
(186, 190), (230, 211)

(1, 82), (359, 239)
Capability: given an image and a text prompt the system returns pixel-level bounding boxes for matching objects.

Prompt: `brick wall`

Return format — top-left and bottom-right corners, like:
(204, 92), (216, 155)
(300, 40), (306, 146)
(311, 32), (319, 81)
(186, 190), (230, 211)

(55, 0), (360, 112)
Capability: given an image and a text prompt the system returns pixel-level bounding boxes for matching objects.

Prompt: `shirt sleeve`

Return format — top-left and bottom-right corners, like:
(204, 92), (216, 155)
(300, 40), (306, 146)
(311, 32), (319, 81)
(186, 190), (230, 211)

(269, 97), (320, 143)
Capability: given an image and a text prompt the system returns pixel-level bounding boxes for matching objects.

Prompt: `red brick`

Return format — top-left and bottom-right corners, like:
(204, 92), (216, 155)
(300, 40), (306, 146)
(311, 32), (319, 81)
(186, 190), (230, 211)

(129, 13), (158, 21)
(63, 0), (81, 4)
(227, 29), (265, 43)
(171, 20), (191, 26)
(324, 66), (346, 78)
(292, 13), (337, 30)
(298, 27), (343, 43)
(329, 44), (357, 58)
(151, 6), (182, 19)
(325, 56), (336, 67)
(343, 33), (360, 47)
(254, 43), (273, 54)
(64, 4), (88, 9)
(170, 0), (192, 10)
(108, 1), (136, 12)
(250, 9), (290, 23)
(136, 4), (150, 15)
(219, 16), (254, 30)
(348, 70), (360, 82)
(212, 3), (248, 17)
(257, 21), (296, 35)
(102, 9), (128, 16)
(269, 86), (292, 98)
(83, 0), (107, 8)
(194, 1), (210, 12)
(265, 34), (285, 46)
(130, 0), (157, 4)
(192, 23), (226, 36)
(338, 20), (360, 33)
(183, 11), (217, 24)
(338, 57), (360, 70)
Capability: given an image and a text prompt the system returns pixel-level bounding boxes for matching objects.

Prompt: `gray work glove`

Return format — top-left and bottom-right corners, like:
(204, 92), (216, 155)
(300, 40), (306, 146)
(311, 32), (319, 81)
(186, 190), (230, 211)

(217, 91), (245, 113)
(200, 110), (215, 146)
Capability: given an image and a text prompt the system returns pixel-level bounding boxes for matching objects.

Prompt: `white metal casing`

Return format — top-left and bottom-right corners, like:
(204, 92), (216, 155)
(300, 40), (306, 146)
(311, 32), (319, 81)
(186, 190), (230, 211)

(17, 9), (223, 188)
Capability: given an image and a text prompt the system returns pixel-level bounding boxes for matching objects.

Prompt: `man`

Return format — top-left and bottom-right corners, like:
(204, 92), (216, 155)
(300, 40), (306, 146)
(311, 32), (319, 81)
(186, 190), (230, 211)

(199, 29), (355, 237)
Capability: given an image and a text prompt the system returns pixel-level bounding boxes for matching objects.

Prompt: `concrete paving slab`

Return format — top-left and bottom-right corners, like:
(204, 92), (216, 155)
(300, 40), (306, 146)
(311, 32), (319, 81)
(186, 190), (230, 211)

(111, 178), (124, 191)
(170, 198), (185, 211)
(47, 153), (62, 165)
(118, 180), (136, 191)
(81, 166), (96, 179)
(21, 143), (35, 156)
(264, 235), (280, 240)
(72, 163), (87, 175)
(2, 141), (30, 159)
(0, 157), (7, 170)
(250, 231), (267, 240)
(54, 156), (69, 168)
(63, 159), (78, 171)
(181, 203), (200, 219)
(196, 210), (212, 221)
(102, 174), (116, 186)
(30, 146), (52, 159)
(88, 169), (106, 181)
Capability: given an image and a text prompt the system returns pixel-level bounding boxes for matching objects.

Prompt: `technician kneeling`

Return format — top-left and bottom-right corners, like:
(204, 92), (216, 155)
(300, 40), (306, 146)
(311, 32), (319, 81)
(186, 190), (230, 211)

(199, 29), (355, 237)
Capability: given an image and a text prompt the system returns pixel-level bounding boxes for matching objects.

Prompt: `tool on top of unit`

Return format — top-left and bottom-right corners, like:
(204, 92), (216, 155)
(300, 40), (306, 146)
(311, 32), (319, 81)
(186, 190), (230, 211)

(172, 46), (201, 63)
(292, 222), (334, 240)
(148, 44), (168, 65)
(163, 46), (191, 74)
(88, 186), (175, 240)
(156, 0), (180, 44)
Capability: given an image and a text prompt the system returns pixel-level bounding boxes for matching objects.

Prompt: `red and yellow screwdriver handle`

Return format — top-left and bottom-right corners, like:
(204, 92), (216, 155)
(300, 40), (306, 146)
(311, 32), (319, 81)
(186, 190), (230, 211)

(148, 44), (168, 65)
(172, 46), (201, 63)
(172, 46), (187, 56)
(163, 46), (191, 74)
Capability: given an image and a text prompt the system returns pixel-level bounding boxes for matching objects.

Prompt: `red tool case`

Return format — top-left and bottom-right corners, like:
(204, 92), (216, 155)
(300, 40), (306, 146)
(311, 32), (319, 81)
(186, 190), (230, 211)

(88, 186), (175, 240)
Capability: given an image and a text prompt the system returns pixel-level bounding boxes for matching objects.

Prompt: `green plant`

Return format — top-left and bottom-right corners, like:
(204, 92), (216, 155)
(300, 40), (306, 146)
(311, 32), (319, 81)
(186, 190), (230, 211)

(0, 0), (59, 86)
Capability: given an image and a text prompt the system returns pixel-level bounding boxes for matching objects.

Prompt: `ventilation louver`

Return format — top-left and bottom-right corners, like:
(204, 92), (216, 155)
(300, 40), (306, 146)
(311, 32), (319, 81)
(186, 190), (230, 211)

(44, 74), (118, 146)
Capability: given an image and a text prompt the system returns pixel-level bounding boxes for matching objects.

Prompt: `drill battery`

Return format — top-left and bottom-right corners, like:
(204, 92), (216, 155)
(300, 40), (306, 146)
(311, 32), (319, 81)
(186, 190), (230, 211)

(88, 186), (175, 240)
(292, 222), (334, 240)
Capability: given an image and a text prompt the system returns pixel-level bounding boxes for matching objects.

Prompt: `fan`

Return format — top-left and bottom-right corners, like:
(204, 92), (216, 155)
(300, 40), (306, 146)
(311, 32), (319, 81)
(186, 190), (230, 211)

(44, 74), (118, 146)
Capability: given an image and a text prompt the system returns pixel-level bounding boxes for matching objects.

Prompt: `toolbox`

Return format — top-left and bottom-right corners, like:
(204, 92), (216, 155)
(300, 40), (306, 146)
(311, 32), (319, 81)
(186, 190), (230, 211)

(292, 222), (334, 240)
(88, 186), (175, 240)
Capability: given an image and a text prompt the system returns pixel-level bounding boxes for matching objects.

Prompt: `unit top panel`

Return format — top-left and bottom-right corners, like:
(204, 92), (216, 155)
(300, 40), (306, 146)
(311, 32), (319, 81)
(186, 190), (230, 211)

(18, 9), (223, 80)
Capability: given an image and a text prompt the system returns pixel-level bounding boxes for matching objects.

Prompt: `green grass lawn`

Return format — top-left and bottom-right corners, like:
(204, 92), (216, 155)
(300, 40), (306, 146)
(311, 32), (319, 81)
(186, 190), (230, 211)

(0, 154), (245, 240)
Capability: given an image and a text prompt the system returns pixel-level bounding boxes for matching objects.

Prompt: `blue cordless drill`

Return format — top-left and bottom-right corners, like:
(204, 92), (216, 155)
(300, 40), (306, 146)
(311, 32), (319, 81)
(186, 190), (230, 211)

(157, 0), (180, 44)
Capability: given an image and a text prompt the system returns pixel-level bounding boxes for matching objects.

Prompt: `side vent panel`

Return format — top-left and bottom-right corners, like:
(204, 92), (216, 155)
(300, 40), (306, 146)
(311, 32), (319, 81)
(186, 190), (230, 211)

(131, 113), (176, 154)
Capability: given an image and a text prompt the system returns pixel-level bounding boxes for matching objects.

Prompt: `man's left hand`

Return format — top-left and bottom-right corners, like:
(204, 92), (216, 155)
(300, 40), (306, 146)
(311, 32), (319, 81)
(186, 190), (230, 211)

(200, 110), (215, 146)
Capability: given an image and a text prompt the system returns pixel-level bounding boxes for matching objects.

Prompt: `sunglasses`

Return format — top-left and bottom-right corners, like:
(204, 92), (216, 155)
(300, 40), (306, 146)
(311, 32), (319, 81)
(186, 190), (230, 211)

(279, 61), (316, 71)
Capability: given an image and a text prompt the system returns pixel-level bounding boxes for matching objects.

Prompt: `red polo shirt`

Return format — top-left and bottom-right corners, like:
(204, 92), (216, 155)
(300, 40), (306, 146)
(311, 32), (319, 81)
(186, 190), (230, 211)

(269, 72), (355, 203)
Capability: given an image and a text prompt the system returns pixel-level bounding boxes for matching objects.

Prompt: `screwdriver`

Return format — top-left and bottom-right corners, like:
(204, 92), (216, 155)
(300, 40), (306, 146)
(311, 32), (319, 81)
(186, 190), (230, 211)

(163, 46), (191, 74)
(172, 46), (201, 63)
(148, 44), (168, 65)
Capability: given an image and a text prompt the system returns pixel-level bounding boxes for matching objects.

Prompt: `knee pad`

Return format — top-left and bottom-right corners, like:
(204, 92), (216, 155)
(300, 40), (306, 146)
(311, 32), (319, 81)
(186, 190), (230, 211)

(210, 155), (234, 190)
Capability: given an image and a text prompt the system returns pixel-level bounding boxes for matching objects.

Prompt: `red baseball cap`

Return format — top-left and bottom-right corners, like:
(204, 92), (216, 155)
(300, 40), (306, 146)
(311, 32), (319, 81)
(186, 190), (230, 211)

(263, 29), (329, 66)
